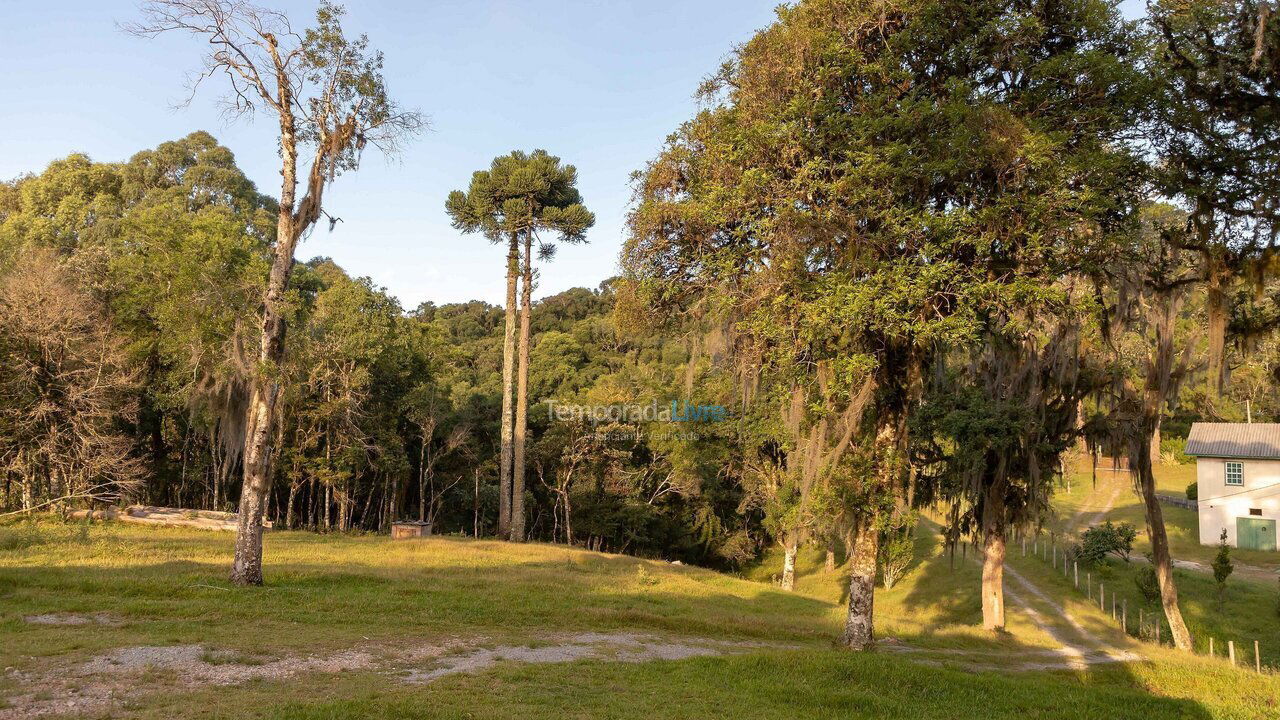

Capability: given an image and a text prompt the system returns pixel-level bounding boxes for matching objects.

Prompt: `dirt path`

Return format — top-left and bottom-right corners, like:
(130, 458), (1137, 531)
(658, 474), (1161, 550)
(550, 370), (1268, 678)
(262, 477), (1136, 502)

(1067, 482), (1123, 534)
(1067, 475), (1280, 584)
(0, 632), (793, 719)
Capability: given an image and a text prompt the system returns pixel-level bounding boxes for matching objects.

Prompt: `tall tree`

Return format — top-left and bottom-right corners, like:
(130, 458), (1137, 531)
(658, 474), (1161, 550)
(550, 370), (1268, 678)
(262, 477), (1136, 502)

(1149, 0), (1280, 398)
(130, 0), (423, 585)
(446, 150), (593, 540)
(626, 0), (1143, 648)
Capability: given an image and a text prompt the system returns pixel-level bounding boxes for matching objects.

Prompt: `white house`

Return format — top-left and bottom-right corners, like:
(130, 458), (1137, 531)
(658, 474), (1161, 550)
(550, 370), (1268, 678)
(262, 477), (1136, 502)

(1186, 423), (1280, 551)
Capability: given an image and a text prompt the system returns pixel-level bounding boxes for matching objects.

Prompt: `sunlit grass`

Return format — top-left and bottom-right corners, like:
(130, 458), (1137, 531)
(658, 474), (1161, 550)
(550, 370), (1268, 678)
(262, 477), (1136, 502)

(3, 515), (1279, 719)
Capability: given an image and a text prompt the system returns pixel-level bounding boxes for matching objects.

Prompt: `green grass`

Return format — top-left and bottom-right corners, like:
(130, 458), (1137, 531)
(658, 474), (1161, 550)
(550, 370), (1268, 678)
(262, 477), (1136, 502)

(1014, 546), (1280, 668)
(115, 652), (1242, 720)
(3, 516), (1279, 719)
(1057, 459), (1280, 573)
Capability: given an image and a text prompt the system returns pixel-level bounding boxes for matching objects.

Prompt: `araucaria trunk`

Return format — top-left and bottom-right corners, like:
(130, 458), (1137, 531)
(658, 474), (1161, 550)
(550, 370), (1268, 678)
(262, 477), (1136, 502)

(510, 234), (532, 542)
(497, 234), (519, 538)
(840, 520), (879, 649)
(980, 486), (1007, 631)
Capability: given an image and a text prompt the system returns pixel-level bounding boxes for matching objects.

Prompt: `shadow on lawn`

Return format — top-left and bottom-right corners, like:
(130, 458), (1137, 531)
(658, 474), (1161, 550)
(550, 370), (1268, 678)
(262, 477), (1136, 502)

(0, 537), (1232, 718)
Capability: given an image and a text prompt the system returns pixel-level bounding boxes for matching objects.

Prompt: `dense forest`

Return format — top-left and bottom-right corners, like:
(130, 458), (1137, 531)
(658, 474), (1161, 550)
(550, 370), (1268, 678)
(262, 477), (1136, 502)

(0, 136), (755, 565)
(2, 0), (1279, 654)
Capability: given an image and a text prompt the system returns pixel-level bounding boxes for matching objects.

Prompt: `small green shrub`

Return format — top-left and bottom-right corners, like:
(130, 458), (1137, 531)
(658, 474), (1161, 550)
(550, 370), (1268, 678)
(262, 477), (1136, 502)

(1185, 482), (1198, 501)
(880, 531), (915, 590)
(1078, 521), (1136, 564)
(1212, 528), (1233, 610)
(1160, 436), (1192, 465)
(1135, 560), (1161, 605)
(634, 564), (659, 586)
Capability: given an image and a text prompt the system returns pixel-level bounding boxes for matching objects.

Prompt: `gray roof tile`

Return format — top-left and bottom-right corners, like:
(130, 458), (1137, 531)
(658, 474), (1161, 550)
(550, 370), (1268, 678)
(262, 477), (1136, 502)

(1184, 423), (1280, 459)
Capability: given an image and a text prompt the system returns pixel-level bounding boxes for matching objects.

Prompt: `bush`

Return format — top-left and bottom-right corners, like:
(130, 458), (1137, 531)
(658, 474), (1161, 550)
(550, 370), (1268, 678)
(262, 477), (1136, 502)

(1213, 529), (1233, 610)
(1160, 436), (1192, 465)
(1078, 521), (1137, 564)
(1185, 482), (1198, 501)
(1135, 560), (1161, 605)
(880, 531), (915, 590)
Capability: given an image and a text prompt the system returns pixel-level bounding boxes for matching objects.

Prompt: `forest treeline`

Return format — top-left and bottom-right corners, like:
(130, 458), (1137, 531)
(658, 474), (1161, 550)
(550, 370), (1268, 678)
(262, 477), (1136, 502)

(0, 134), (756, 564)
(3, 0), (1280, 652)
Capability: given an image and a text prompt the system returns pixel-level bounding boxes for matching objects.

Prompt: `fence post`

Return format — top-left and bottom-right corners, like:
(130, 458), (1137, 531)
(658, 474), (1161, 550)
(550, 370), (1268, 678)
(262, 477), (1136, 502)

(1256, 641), (1261, 673)
(1022, 537), (1026, 557)
(1074, 561), (1078, 588)
(1087, 573), (1092, 599)
(1210, 637), (1214, 657)
(1229, 640), (1236, 666)
(1122, 599), (1127, 634)
(1099, 583), (1104, 611)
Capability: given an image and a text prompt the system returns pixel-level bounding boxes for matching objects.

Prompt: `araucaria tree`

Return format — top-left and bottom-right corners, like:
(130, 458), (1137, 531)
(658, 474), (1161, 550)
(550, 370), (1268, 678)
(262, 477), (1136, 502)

(446, 150), (593, 541)
(130, 0), (423, 585)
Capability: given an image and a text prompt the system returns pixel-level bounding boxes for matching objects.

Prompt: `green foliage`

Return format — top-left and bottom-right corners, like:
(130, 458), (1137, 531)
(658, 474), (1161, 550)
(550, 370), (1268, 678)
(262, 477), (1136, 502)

(1078, 522), (1137, 565)
(1135, 560), (1162, 605)
(1213, 528), (1233, 609)
(879, 527), (915, 590)
(1185, 482), (1198, 502)
(445, 150), (594, 246)
(1161, 436), (1192, 465)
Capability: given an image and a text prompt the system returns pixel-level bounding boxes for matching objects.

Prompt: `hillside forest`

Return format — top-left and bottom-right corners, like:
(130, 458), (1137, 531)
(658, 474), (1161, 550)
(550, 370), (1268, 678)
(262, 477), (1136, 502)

(2, 0), (1280, 654)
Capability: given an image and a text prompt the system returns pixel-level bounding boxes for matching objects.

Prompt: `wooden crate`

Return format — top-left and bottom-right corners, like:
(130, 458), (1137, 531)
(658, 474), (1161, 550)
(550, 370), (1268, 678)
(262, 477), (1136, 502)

(391, 521), (432, 539)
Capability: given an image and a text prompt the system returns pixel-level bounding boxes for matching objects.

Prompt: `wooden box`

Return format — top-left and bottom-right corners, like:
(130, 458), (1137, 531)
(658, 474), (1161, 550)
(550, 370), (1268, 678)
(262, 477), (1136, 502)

(391, 521), (432, 539)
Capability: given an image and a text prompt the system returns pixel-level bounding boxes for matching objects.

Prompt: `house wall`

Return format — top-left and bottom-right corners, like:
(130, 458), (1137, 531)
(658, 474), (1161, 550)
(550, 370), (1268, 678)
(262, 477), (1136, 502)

(1196, 457), (1280, 547)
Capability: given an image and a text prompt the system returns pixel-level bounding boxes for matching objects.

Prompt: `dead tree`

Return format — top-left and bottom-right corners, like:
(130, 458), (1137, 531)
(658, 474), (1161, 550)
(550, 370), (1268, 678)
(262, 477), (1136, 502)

(128, 0), (423, 585)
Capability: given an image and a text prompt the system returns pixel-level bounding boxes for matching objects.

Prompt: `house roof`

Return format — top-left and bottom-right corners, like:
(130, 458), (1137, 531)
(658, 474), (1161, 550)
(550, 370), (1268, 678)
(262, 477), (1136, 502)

(1185, 423), (1280, 459)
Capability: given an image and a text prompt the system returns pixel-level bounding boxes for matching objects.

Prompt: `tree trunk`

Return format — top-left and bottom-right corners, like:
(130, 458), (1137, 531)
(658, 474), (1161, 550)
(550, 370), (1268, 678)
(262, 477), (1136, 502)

(1150, 418), (1162, 465)
(780, 537), (798, 591)
(497, 234), (519, 539)
(511, 234), (533, 542)
(286, 483), (299, 530)
(1137, 445), (1193, 650)
(1135, 288), (1193, 650)
(981, 485), (1007, 631)
(1205, 262), (1228, 399)
(825, 545), (836, 572)
(231, 209), (302, 585)
(563, 487), (573, 545)
(840, 519), (879, 649)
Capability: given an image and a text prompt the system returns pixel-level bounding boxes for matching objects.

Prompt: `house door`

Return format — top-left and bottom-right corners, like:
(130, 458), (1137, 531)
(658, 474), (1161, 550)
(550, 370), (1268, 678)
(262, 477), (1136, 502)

(1237, 518), (1277, 551)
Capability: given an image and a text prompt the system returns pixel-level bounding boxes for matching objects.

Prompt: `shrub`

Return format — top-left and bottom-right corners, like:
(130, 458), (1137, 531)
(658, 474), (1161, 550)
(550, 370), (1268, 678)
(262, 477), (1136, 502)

(1078, 521), (1136, 564)
(1160, 436), (1192, 465)
(880, 531), (915, 590)
(1212, 529), (1233, 610)
(1185, 482), (1198, 501)
(1135, 560), (1161, 605)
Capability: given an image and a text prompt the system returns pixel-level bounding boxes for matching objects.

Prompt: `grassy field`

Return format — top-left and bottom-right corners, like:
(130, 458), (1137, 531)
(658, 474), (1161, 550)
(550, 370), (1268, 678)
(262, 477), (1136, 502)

(3, 517), (1279, 719)
(1027, 458), (1280, 672)
(1050, 459), (1280, 573)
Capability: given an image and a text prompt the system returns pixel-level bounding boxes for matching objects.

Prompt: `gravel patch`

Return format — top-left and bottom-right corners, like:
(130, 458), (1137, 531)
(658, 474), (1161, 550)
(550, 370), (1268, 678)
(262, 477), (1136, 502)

(0, 632), (785, 718)
(21, 613), (121, 627)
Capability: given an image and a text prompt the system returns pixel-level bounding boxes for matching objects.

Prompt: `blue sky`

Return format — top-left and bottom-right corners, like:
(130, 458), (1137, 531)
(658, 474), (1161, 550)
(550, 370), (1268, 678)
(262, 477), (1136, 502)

(1, 1), (1149, 309)
(0, 1), (782, 308)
